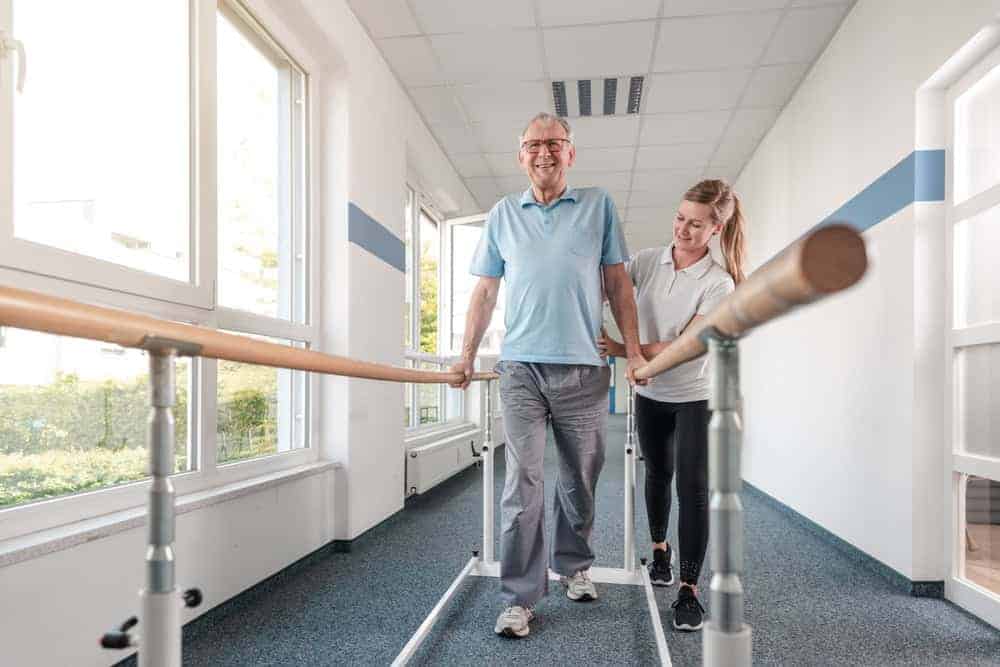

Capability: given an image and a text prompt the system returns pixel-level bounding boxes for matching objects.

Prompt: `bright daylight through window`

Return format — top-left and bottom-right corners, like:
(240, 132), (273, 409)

(0, 1), (312, 514)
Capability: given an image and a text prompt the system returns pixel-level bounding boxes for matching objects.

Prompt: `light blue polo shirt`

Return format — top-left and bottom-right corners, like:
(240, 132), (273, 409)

(470, 186), (628, 366)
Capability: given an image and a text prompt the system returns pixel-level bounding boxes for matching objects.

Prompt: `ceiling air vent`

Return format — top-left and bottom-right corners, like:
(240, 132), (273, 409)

(552, 76), (644, 118)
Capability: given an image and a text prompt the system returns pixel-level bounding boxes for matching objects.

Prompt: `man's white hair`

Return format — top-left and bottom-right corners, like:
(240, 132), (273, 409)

(518, 112), (574, 146)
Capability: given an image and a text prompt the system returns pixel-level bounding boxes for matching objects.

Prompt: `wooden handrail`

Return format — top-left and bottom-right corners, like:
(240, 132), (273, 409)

(0, 286), (497, 384)
(635, 223), (868, 380)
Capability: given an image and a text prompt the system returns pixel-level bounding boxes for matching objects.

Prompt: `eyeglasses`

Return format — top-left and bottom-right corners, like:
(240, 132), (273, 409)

(520, 138), (572, 154)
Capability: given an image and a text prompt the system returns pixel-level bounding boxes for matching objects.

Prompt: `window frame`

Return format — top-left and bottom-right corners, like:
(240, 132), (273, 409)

(402, 188), (468, 432)
(0, 0), (322, 541)
(945, 38), (1000, 626)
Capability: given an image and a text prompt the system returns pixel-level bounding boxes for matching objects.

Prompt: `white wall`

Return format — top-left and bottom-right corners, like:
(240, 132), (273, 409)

(0, 1), (482, 663)
(737, 0), (1000, 581)
(297, 0), (480, 540)
(0, 469), (336, 667)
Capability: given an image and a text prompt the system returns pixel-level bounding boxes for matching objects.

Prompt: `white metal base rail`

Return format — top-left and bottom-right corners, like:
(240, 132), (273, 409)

(393, 383), (671, 667)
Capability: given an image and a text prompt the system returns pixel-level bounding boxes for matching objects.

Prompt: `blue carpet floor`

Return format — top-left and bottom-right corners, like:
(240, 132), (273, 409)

(149, 416), (999, 666)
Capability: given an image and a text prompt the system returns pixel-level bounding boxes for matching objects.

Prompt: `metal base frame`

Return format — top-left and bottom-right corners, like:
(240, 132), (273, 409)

(394, 382), (672, 666)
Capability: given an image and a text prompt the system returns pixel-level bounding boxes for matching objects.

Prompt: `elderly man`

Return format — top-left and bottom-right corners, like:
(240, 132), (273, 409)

(450, 112), (646, 638)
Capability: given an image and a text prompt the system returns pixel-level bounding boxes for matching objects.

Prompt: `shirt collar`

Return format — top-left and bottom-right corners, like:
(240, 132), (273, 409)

(660, 244), (714, 279)
(519, 185), (579, 208)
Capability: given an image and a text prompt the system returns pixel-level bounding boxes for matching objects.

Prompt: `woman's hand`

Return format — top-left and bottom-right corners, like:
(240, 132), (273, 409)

(597, 330), (627, 358)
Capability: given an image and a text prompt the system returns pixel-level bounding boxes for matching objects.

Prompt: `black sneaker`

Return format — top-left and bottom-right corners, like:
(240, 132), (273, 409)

(648, 546), (674, 586)
(671, 585), (705, 631)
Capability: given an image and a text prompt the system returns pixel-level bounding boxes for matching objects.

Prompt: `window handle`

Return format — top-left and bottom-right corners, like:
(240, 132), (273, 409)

(0, 30), (26, 93)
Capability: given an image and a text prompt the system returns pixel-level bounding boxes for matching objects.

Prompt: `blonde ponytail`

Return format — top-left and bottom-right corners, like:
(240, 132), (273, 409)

(721, 195), (746, 284)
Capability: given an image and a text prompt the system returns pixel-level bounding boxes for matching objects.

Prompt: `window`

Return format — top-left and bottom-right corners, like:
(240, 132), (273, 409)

(402, 187), (463, 429)
(449, 216), (506, 354)
(947, 41), (1000, 615)
(217, 3), (308, 322)
(0, 329), (192, 508)
(1, 0), (197, 302)
(0, 1), (316, 526)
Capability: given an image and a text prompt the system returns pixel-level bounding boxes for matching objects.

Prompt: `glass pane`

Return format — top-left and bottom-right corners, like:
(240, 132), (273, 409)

(404, 190), (413, 349)
(445, 381), (463, 422)
(417, 362), (441, 426)
(451, 222), (506, 354)
(0, 329), (190, 509)
(419, 211), (440, 354)
(217, 9), (304, 319)
(954, 204), (1000, 327)
(956, 344), (1000, 459)
(404, 360), (413, 427)
(964, 475), (1000, 596)
(955, 63), (1000, 203)
(216, 335), (306, 464)
(12, 1), (189, 281)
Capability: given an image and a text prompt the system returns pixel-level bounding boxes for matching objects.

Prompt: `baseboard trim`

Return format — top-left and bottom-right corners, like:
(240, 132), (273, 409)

(743, 482), (944, 599)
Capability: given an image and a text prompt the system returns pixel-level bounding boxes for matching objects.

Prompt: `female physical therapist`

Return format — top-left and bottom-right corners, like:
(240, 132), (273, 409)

(600, 179), (747, 632)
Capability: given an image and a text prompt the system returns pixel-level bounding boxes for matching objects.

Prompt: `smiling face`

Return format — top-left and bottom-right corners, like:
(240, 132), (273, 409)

(518, 119), (576, 193)
(673, 199), (722, 253)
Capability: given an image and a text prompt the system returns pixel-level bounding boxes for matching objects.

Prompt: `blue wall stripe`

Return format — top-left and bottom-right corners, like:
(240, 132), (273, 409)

(819, 149), (945, 232)
(348, 202), (405, 272)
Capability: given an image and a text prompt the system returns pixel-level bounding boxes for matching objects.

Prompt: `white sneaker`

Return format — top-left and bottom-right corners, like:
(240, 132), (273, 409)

(494, 605), (535, 638)
(561, 570), (598, 601)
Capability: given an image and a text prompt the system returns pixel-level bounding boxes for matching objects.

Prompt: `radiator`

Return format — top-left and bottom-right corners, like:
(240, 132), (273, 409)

(405, 429), (483, 497)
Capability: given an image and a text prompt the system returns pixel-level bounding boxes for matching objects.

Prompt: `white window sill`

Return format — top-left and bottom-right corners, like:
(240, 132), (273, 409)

(404, 421), (479, 449)
(0, 460), (339, 569)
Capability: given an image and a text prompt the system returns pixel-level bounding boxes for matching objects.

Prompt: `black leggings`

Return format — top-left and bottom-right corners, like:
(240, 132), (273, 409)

(635, 393), (709, 585)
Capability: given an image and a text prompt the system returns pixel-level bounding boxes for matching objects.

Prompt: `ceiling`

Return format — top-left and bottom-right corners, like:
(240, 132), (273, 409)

(348, 0), (854, 248)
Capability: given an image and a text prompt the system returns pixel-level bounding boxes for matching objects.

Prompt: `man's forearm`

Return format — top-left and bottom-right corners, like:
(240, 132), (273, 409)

(460, 288), (497, 361)
(607, 285), (642, 358)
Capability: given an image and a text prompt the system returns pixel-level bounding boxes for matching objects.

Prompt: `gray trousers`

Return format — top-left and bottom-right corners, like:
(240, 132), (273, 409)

(496, 361), (610, 608)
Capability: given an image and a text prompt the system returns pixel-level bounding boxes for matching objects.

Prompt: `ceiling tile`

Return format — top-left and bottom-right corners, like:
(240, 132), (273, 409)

(409, 87), (467, 125)
(653, 13), (780, 72)
(626, 206), (674, 225)
(537, 0), (660, 26)
(703, 165), (742, 183)
(484, 152), (523, 176)
(464, 176), (501, 206)
(762, 5), (850, 65)
(640, 110), (731, 145)
(711, 139), (756, 166)
(378, 37), (447, 87)
(636, 143), (715, 170)
(431, 30), (543, 83)
(431, 124), (481, 154)
(569, 115), (641, 148)
(496, 174), (532, 193)
(470, 116), (526, 153)
(644, 70), (751, 113)
(571, 171), (633, 190)
(348, 0), (420, 38)
(544, 22), (657, 79)
(411, 0), (536, 33)
(450, 153), (493, 178)
(631, 168), (704, 192)
(663, 0), (787, 15)
(724, 107), (780, 143)
(741, 63), (809, 107)
(627, 189), (684, 208)
(789, 0), (853, 7)
(573, 146), (636, 172)
(456, 82), (549, 123)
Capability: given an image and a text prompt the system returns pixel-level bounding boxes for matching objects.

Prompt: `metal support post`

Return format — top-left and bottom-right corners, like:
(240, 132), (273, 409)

(624, 383), (636, 572)
(702, 331), (752, 667)
(482, 379), (495, 564)
(142, 348), (181, 667)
